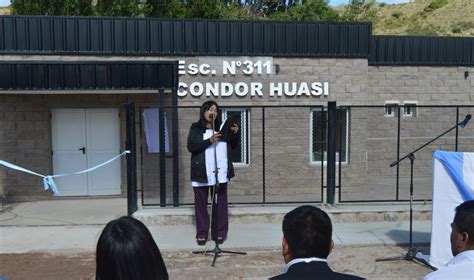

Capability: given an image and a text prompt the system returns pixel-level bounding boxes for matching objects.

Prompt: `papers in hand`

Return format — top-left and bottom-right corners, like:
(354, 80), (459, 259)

(219, 117), (237, 135)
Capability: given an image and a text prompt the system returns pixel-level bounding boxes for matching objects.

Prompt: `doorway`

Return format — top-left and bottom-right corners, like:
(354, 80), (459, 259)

(51, 108), (121, 196)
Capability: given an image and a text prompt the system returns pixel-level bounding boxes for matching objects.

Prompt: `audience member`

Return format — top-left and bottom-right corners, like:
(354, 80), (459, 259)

(424, 200), (474, 280)
(270, 205), (365, 280)
(96, 216), (168, 280)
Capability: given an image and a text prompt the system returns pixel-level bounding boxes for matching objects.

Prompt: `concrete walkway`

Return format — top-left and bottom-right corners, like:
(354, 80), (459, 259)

(0, 198), (432, 253)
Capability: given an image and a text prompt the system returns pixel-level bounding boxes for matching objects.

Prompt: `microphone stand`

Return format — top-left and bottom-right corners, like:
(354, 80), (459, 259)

(192, 114), (247, 267)
(376, 114), (471, 269)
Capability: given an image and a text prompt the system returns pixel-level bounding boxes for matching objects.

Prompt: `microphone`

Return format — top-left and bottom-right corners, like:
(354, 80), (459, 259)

(209, 112), (216, 130)
(459, 114), (471, 128)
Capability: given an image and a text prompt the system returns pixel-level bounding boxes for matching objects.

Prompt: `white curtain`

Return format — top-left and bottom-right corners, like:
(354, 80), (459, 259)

(142, 108), (170, 153)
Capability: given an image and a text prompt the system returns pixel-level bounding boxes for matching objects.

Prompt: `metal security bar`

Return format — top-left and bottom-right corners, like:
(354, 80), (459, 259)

(140, 105), (325, 206)
(139, 104), (474, 206)
(338, 105), (474, 203)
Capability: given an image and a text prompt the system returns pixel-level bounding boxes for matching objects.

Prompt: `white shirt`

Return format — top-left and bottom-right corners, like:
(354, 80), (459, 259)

(191, 129), (228, 187)
(283, 257), (327, 273)
(424, 250), (474, 280)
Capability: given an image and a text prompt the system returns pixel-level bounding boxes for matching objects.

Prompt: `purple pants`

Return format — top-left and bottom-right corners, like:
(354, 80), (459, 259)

(193, 183), (228, 240)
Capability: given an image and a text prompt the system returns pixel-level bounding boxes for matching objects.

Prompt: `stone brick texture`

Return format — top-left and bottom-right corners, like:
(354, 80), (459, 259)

(1, 55), (474, 204)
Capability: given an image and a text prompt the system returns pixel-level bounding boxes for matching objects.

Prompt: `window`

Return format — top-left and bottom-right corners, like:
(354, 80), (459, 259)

(221, 108), (250, 164)
(311, 107), (349, 164)
(403, 101), (418, 117)
(384, 101), (399, 117)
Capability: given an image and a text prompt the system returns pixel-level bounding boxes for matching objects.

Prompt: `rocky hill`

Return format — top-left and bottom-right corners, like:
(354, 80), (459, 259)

(373, 0), (474, 36)
(0, 7), (10, 15)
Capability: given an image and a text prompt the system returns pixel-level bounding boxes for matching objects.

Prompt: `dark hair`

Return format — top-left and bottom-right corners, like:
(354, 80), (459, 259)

(282, 205), (332, 259)
(198, 100), (221, 132)
(96, 216), (168, 280)
(454, 200), (474, 244)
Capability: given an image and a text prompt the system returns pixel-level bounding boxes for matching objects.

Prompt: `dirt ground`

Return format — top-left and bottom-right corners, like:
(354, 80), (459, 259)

(0, 245), (433, 280)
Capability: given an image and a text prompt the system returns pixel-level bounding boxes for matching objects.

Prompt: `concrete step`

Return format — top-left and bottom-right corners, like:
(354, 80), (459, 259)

(134, 202), (432, 226)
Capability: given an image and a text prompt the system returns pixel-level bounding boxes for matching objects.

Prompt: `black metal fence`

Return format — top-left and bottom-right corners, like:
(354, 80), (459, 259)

(2, 16), (474, 66)
(370, 35), (474, 66)
(338, 105), (474, 203)
(137, 104), (474, 206)
(139, 105), (325, 206)
(0, 16), (370, 57)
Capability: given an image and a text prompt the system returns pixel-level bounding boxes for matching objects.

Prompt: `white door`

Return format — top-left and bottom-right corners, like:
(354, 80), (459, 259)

(51, 108), (121, 196)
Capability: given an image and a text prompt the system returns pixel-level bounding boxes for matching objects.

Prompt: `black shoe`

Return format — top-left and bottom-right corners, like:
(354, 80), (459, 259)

(216, 237), (226, 244)
(196, 237), (207, 246)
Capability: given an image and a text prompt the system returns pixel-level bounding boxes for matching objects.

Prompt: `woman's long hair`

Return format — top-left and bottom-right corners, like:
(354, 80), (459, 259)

(96, 216), (168, 280)
(198, 100), (222, 132)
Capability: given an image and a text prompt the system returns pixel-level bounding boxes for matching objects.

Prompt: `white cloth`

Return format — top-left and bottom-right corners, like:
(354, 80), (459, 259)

(283, 257), (327, 273)
(192, 129), (228, 187)
(430, 151), (474, 268)
(424, 250), (474, 280)
(142, 108), (170, 153)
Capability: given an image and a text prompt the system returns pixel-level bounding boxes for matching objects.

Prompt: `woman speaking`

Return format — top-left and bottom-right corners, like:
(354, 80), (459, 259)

(187, 100), (240, 246)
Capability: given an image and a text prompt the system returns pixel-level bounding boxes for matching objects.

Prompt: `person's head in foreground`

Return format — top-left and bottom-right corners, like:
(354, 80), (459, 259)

(424, 200), (474, 280)
(451, 199), (474, 256)
(282, 205), (333, 263)
(96, 216), (168, 280)
(272, 205), (364, 279)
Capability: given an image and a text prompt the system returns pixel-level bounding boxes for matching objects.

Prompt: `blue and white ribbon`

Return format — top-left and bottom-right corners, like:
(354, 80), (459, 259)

(433, 150), (474, 201)
(0, 150), (130, 194)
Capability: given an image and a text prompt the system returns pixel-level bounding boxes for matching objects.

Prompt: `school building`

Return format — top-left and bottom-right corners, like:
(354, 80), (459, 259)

(0, 16), (473, 207)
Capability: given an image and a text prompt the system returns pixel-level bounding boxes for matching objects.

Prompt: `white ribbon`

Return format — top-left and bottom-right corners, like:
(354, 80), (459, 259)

(0, 150), (130, 194)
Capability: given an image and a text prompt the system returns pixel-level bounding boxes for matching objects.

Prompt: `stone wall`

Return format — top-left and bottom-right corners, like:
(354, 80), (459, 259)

(0, 93), (172, 202)
(177, 57), (367, 203)
(1, 55), (474, 204)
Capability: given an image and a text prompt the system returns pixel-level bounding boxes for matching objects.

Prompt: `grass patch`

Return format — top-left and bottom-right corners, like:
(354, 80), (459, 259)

(423, 0), (448, 14)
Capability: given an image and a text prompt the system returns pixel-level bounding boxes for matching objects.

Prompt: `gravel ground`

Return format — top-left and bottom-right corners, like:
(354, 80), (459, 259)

(0, 245), (434, 280)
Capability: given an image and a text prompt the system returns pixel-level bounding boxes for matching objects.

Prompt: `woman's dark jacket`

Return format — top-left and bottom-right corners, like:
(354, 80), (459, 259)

(187, 121), (239, 183)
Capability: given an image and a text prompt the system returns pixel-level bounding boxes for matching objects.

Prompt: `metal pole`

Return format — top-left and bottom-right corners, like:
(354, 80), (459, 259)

(396, 106), (401, 200)
(327, 102), (336, 205)
(455, 107), (459, 151)
(321, 106), (325, 202)
(126, 102), (138, 216)
(172, 63), (180, 207)
(158, 88), (166, 207)
(262, 107), (266, 204)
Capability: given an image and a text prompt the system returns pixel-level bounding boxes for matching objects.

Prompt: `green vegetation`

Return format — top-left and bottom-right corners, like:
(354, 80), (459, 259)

(423, 0), (448, 13)
(270, 0), (339, 21)
(10, 0), (353, 21)
(7, 0), (474, 37)
(95, 0), (145, 17)
(375, 0), (474, 36)
(12, 0), (93, 16)
(391, 11), (402, 19)
(340, 0), (378, 23)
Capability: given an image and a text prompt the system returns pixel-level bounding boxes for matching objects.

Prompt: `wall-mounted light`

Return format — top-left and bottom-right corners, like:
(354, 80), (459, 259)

(465, 71), (469, 79)
(275, 64), (280, 74)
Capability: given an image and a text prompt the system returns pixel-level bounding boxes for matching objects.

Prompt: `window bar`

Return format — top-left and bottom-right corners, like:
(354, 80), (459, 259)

(338, 107), (343, 203)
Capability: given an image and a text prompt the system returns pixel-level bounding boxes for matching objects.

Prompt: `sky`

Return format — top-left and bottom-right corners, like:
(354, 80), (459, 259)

(0, 0), (413, 8)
